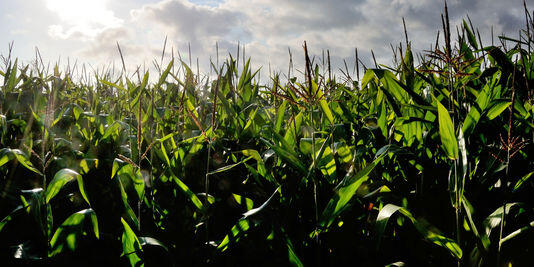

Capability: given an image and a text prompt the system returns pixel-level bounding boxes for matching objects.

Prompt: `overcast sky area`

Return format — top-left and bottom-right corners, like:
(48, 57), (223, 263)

(0, 0), (532, 81)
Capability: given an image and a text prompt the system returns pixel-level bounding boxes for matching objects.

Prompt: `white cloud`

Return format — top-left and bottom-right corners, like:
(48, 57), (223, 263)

(45, 0), (123, 39)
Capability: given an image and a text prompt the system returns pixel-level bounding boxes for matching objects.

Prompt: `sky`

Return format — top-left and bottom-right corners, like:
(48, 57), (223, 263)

(0, 0), (532, 81)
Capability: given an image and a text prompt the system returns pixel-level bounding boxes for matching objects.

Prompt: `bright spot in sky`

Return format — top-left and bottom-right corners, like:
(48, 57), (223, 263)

(45, 0), (122, 39)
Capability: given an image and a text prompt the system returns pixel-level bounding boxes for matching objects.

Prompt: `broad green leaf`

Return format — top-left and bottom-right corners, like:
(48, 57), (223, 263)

(102, 121), (123, 139)
(115, 176), (139, 229)
(319, 150), (387, 228)
(462, 195), (490, 251)
(242, 149), (277, 185)
(483, 203), (521, 237)
(100, 79), (125, 91)
(284, 111), (304, 147)
(118, 164), (145, 200)
(157, 60), (174, 87)
(121, 217), (144, 267)
(45, 169), (90, 206)
(49, 209), (99, 257)
(261, 137), (307, 175)
(217, 219), (253, 252)
(79, 158), (99, 175)
(275, 101), (288, 133)
(313, 80), (335, 124)
(232, 194), (254, 210)
(300, 137), (336, 183)
(170, 173), (206, 213)
(376, 204), (462, 259)
(463, 19), (478, 49)
(435, 97), (458, 159)
(0, 148), (41, 175)
(486, 100), (511, 120)
(462, 71), (500, 136)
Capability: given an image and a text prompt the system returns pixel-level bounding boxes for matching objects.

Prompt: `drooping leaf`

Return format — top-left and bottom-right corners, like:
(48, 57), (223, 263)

(49, 209), (99, 257)
(0, 205), (26, 232)
(139, 237), (168, 251)
(376, 204), (462, 259)
(242, 187), (280, 219)
(319, 150), (387, 228)
(0, 148), (41, 175)
(45, 169), (90, 206)
(261, 137), (307, 175)
(483, 203), (521, 237)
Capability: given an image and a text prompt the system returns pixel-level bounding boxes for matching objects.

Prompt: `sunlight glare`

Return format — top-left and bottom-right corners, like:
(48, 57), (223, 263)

(45, 0), (122, 38)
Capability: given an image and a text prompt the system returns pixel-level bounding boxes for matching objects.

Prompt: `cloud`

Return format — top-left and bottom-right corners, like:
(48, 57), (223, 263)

(45, 0), (123, 40)
(1, 0), (531, 80)
(131, 0), (247, 48)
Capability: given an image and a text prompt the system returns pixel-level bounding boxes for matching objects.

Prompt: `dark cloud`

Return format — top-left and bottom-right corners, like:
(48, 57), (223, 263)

(131, 0), (248, 44)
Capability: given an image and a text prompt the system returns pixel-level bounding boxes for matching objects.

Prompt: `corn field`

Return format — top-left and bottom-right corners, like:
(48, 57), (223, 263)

(1, 3), (534, 266)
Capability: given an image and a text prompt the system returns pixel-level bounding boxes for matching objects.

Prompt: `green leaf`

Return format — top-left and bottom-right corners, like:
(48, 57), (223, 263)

(217, 219), (253, 252)
(242, 149), (278, 185)
(261, 137), (307, 175)
(49, 209), (99, 257)
(483, 203), (521, 237)
(157, 60), (174, 87)
(486, 100), (511, 120)
(500, 220), (534, 246)
(286, 235), (304, 267)
(463, 19), (478, 49)
(115, 175), (139, 229)
(275, 100), (288, 133)
(102, 121), (123, 139)
(376, 204), (462, 259)
(170, 173), (206, 213)
(45, 169), (90, 206)
(232, 194), (254, 210)
(0, 205), (26, 232)
(118, 164), (145, 200)
(513, 171), (534, 192)
(319, 150), (387, 228)
(300, 137), (337, 183)
(462, 195), (490, 251)
(462, 72), (499, 136)
(208, 156), (252, 175)
(435, 97), (458, 159)
(0, 148), (41, 175)
(100, 79), (126, 91)
(314, 82), (335, 124)
(121, 217), (144, 267)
